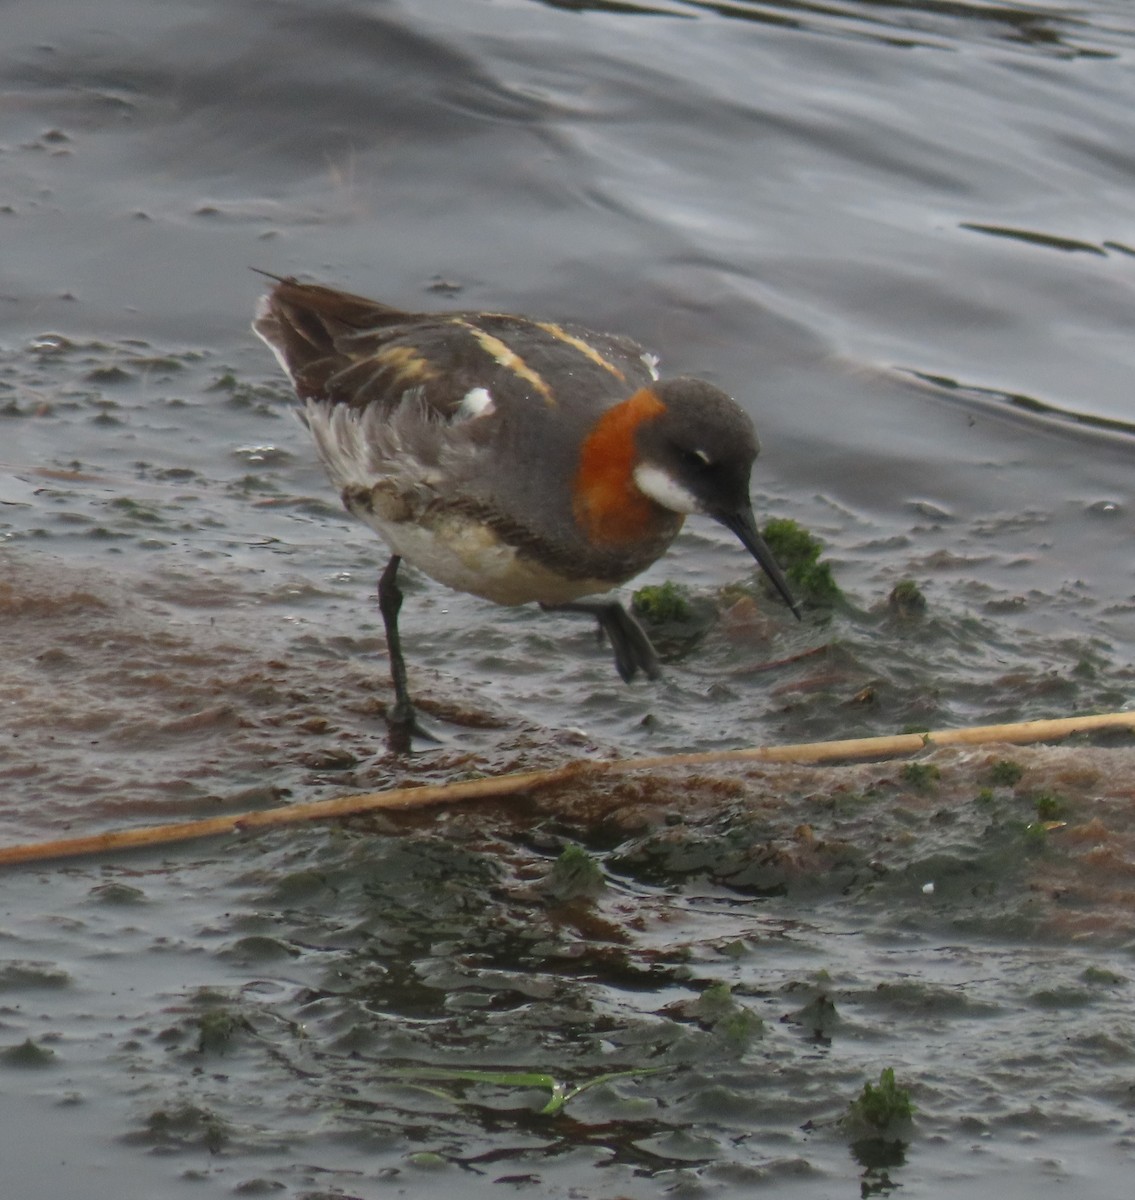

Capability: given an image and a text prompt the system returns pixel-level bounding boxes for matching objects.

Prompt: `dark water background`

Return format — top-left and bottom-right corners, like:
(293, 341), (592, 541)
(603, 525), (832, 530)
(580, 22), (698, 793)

(1, 0), (1135, 1196)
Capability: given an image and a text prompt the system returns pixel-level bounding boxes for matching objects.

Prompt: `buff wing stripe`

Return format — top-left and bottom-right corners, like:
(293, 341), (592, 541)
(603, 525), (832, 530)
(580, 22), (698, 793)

(450, 319), (555, 405)
(372, 343), (441, 385)
(534, 321), (626, 381)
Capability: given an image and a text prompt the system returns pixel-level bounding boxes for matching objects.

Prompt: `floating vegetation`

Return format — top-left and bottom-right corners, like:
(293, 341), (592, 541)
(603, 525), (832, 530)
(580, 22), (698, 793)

(888, 579), (926, 617)
(137, 1103), (230, 1154)
(387, 1064), (668, 1117)
(632, 579), (718, 650)
(632, 580), (692, 623)
(1081, 966), (1127, 987)
(0, 960), (72, 990)
(901, 761), (941, 790)
(788, 992), (841, 1038)
(1032, 790), (1066, 821)
(689, 981), (765, 1045)
(195, 1007), (252, 1054)
(539, 843), (606, 902)
(843, 1067), (915, 1144)
(989, 759), (1025, 787)
(207, 369), (285, 412)
(0, 1038), (56, 1068)
(760, 518), (841, 604)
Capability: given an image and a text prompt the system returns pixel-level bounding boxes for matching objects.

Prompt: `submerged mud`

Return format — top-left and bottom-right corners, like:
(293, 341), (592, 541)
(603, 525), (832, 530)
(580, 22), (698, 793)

(1, 554), (1134, 1197)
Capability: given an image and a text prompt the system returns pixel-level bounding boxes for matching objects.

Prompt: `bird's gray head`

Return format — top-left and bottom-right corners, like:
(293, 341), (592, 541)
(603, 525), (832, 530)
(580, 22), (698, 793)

(631, 378), (760, 521)
(632, 378), (801, 619)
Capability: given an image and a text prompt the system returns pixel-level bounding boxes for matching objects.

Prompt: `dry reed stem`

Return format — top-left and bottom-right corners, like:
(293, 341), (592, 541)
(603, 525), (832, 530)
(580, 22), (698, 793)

(1, 711), (1131, 867)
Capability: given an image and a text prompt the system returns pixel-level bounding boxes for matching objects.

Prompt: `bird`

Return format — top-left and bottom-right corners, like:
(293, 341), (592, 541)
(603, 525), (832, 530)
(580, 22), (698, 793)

(253, 274), (800, 744)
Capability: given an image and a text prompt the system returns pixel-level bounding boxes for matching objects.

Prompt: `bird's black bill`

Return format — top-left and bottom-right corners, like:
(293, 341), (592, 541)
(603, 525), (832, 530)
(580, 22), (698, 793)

(718, 506), (803, 620)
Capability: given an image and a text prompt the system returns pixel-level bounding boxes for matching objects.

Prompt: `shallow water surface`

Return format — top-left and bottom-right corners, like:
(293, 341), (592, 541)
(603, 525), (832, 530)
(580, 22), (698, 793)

(1, 0), (1134, 1195)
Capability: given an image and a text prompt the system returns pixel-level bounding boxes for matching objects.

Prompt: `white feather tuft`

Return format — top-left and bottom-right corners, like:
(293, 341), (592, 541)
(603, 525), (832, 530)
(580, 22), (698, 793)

(454, 386), (495, 421)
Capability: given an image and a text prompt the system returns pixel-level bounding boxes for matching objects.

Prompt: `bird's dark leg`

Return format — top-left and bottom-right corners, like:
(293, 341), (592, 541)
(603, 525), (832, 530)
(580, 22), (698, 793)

(540, 600), (661, 683)
(377, 555), (437, 747)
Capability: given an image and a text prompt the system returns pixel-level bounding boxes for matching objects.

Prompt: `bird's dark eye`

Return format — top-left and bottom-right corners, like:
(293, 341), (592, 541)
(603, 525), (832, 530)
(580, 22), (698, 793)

(679, 447), (712, 471)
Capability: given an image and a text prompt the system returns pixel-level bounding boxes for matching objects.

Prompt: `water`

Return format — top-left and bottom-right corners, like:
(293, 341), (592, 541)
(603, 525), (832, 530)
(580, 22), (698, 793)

(1, 0), (1134, 1195)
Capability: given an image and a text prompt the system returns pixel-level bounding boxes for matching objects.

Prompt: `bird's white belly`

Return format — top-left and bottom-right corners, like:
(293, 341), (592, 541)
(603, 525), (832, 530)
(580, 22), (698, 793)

(360, 508), (612, 607)
(303, 401), (615, 604)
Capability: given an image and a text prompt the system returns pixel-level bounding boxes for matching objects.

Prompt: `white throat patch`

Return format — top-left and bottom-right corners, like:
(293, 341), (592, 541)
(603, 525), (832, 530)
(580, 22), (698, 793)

(633, 463), (702, 515)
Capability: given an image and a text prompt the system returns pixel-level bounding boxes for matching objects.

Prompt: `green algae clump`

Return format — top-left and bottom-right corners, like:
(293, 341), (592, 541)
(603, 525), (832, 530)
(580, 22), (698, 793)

(632, 580), (693, 623)
(760, 518), (841, 604)
(843, 1066), (915, 1143)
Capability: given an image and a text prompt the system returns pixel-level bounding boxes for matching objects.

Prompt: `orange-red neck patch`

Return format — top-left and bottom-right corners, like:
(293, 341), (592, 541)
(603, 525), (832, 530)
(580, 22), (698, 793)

(573, 388), (681, 546)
